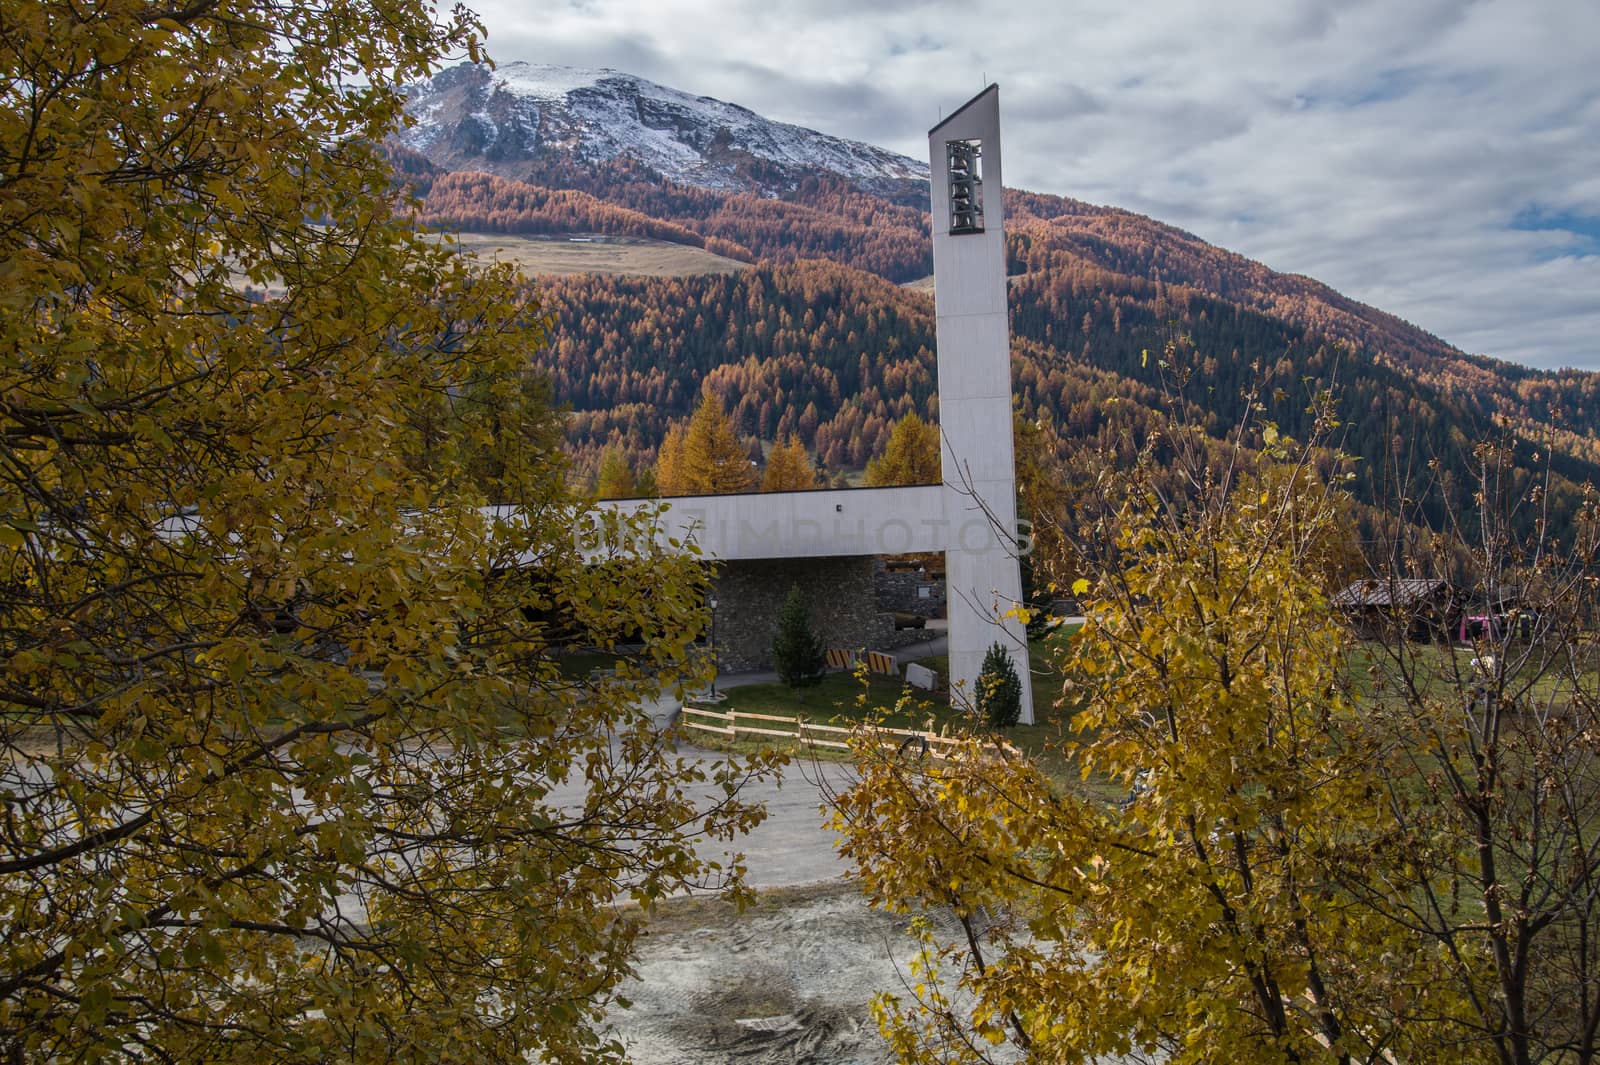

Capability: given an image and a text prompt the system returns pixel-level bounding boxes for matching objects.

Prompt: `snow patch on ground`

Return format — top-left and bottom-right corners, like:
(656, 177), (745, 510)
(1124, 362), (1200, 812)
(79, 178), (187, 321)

(494, 63), (610, 101)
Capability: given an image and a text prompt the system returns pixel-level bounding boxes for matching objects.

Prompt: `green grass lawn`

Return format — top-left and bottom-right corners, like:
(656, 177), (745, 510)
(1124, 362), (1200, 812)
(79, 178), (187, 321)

(685, 630), (1100, 792)
(1342, 637), (1600, 708)
(683, 626), (1600, 802)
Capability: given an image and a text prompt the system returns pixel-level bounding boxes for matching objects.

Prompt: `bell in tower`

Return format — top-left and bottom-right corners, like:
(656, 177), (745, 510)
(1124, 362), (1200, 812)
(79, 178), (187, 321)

(947, 139), (984, 234)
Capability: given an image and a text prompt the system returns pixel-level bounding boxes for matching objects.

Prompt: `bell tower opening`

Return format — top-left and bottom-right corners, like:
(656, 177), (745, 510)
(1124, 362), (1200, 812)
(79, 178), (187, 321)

(946, 138), (984, 234)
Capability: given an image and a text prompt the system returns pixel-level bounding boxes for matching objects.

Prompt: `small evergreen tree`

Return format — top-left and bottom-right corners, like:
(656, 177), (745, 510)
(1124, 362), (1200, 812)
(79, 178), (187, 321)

(977, 641), (1023, 728)
(771, 584), (826, 692)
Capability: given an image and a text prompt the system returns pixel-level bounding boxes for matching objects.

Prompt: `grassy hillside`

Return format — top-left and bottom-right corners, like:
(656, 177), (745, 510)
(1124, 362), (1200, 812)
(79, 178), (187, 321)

(446, 232), (750, 278)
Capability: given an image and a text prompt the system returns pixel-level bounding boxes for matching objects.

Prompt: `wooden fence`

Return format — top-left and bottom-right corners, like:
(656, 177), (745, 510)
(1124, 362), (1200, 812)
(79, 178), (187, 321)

(678, 705), (1013, 759)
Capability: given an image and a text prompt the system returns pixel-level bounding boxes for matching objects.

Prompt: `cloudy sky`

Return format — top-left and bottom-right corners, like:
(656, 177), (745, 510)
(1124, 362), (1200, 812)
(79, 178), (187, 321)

(469, 0), (1598, 373)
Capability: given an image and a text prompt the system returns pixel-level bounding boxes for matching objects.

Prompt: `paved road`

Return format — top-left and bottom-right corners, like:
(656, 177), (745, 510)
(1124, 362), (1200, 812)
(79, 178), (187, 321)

(633, 691), (858, 889)
(677, 631), (948, 888)
(712, 755), (857, 888)
(571, 631), (950, 892)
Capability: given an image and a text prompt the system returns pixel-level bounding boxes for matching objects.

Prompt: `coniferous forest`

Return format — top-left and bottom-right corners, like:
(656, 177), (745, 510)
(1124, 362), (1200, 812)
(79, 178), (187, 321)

(389, 143), (1600, 539)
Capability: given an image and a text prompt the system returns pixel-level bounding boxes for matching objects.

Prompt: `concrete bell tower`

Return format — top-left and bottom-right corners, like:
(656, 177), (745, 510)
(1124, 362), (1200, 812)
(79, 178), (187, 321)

(929, 85), (1034, 725)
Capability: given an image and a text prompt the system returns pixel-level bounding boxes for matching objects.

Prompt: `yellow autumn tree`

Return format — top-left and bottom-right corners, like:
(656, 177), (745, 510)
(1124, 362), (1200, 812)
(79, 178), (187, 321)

(0, 5), (771, 1062)
(660, 391), (757, 495)
(833, 401), (1479, 1065)
(863, 412), (941, 486)
(656, 422), (689, 496)
(761, 435), (819, 492)
(593, 443), (638, 499)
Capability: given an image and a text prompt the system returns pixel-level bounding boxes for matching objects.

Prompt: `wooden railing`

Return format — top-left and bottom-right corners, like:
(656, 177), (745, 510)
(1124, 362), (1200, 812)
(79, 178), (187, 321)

(678, 705), (1015, 759)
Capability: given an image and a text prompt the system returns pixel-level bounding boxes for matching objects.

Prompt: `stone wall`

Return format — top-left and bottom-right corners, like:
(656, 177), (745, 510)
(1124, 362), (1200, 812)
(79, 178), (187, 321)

(710, 557), (894, 673)
(877, 623), (937, 651)
(873, 561), (946, 618)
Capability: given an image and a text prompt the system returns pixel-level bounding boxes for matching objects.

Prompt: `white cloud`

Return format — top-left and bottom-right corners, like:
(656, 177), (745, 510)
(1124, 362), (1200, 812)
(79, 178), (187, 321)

(466, 0), (1600, 371)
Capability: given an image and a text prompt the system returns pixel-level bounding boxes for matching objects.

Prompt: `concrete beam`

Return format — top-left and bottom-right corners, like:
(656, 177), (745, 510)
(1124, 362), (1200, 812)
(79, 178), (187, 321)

(599, 485), (948, 561)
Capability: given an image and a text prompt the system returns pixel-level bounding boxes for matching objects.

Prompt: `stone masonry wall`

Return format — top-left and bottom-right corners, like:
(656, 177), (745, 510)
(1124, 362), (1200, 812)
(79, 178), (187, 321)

(873, 561), (946, 618)
(710, 557), (894, 673)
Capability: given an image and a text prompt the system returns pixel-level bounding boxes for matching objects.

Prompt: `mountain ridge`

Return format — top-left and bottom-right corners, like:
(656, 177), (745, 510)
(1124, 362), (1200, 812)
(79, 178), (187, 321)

(400, 61), (927, 202)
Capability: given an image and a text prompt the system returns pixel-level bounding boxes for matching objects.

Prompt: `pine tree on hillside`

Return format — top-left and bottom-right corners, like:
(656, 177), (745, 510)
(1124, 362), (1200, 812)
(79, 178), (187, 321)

(594, 444), (637, 499)
(863, 412), (941, 487)
(771, 584), (826, 693)
(677, 391), (758, 495)
(635, 464), (660, 498)
(761, 435), (819, 492)
(656, 422), (689, 496)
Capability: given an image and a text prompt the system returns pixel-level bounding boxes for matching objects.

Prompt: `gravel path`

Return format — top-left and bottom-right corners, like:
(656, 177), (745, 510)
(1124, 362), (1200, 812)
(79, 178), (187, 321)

(594, 693), (918, 1064)
(607, 882), (923, 1065)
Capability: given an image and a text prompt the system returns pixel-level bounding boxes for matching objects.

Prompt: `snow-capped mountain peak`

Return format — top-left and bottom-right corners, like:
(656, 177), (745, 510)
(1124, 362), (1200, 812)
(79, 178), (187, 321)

(398, 61), (928, 198)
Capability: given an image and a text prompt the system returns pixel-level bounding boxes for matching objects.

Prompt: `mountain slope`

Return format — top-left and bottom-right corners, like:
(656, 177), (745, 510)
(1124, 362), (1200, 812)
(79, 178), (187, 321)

(1001, 192), (1600, 445)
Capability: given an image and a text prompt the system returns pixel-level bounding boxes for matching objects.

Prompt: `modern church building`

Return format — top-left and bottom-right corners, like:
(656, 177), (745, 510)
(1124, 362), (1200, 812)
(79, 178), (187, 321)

(604, 86), (1035, 724)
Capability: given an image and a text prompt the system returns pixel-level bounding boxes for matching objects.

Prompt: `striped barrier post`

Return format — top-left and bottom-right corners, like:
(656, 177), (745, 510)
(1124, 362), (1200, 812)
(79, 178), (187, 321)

(864, 651), (896, 675)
